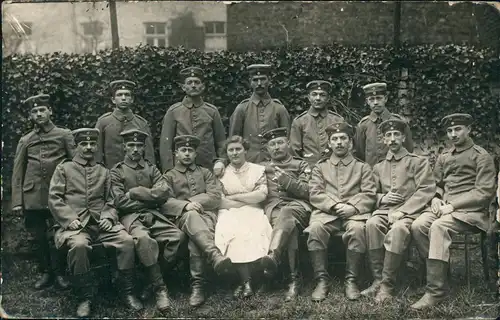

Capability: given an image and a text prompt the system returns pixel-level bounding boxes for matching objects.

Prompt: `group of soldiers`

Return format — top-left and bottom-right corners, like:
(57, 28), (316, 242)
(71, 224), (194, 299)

(11, 63), (499, 317)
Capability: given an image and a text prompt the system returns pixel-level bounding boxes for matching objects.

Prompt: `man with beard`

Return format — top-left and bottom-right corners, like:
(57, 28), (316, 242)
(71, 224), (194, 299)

(258, 128), (312, 302)
(410, 113), (496, 309)
(354, 82), (413, 167)
(49, 128), (142, 317)
(306, 121), (376, 302)
(225, 64), (290, 165)
(11, 94), (75, 290)
(95, 80), (155, 169)
(161, 135), (233, 307)
(290, 80), (344, 167)
(361, 119), (435, 303)
(160, 67), (226, 172)
(110, 129), (184, 313)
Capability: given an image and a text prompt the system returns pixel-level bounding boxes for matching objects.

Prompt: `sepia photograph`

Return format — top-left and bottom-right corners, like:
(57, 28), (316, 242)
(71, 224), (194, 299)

(1, 0), (499, 318)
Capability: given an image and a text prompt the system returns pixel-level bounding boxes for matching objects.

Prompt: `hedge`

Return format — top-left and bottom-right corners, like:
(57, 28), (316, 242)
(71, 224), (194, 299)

(2, 44), (499, 199)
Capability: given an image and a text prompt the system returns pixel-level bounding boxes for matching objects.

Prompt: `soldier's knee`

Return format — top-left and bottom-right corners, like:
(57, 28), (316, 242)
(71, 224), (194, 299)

(410, 217), (427, 234)
(120, 233), (135, 250)
(429, 219), (447, 235)
(184, 210), (201, 221)
(135, 232), (155, 247)
(390, 221), (410, 234)
(307, 222), (324, 237)
(365, 217), (380, 231)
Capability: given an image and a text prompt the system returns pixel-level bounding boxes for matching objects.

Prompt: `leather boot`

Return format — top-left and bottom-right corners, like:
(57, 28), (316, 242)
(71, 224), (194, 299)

(118, 269), (144, 311)
(375, 251), (403, 303)
(55, 275), (70, 290)
(233, 284), (243, 299)
(190, 231), (232, 275)
(285, 249), (300, 302)
(73, 273), (93, 318)
(146, 263), (171, 312)
(261, 229), (289, 277)
(345, 250), (363, 301)
(360, 248), (384, 298)
(189, 256), (206, 307)
(242, 279), (253, 298)
(410, 259), (449, 310)
(310, 250), (330, 302)
(34, 272), (53, 290)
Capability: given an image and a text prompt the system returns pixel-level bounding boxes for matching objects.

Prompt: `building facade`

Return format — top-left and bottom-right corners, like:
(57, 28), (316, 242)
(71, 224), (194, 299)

(2, 1), (228, 55)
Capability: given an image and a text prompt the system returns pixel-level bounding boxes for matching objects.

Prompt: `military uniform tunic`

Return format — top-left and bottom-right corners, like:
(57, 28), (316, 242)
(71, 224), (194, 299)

(289, 108), (344, 167)
(159, 97), (226, 172)
(95, 108), (155, 169)
(11, 122), (75, 211)
(306, 154), (376, 252)
(110, 158), (184, 266)
(161, 163), (222, 256)
(411, 138), (496, 262)
(49, 154), (135, 275)
(366, 148), (436, 254)
(354, 109), (414, 167)
(229, 93), (290, 163)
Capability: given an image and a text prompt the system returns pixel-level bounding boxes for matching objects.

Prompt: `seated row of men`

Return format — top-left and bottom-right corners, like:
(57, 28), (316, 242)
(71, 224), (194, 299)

(27, 112), (497, 317)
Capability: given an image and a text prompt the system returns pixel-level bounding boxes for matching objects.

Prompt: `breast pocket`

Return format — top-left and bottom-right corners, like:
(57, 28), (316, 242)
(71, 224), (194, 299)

(23, 181), (35, 192)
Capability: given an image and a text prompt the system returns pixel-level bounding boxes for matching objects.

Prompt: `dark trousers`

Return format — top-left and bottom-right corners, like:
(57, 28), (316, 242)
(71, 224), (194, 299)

(24, 209), (65, 274)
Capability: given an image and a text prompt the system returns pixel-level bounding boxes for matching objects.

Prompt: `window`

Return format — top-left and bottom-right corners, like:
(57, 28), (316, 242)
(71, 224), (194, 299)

(204, 21), (226, 35)
(81, 21), (104, 36)
(144, 22), (167, 47)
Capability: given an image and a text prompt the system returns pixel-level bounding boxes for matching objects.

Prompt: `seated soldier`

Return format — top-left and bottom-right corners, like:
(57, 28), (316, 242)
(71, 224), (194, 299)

(410, 113), (496, 309)
(362, 119), (436, 303)
(259, 128), (312, 302)
(305, 121), (377, 302)
(161, 135), (233, 307)
(48, 128), (142, 318)
(110, 129), (185, 313)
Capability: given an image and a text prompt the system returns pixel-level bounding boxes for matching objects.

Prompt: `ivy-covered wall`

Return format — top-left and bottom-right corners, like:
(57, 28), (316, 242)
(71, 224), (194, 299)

(2, 45), (499, 202)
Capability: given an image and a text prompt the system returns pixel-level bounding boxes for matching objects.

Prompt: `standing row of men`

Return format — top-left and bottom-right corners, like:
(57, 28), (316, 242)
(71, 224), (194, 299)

(11, 63), (498, 317)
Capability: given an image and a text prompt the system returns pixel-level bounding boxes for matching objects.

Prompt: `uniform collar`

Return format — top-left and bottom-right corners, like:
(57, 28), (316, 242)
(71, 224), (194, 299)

(386, 147), (409, 161)
(308, 107), (327, 118)
(329, 153), (354, 166)
(271, 154), (293, 164)
(123, 157), (146, 169)
(450, 137), (474, 153)
(174, 162), (197, 173)
(34, 121), (55, 133)
(112, 108), (135, 122)
(368, 108), (391, 122)
(250, 92), (272, 106)
(182, 96), (204, 109)
(73, 154), (97, 167)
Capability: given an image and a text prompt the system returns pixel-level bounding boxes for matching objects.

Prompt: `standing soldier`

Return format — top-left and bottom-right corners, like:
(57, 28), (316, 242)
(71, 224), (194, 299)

(49, 128), (142, 317)
(159, 67), (226, 172)
(162, 135), (233, 307)
(11, 93), (75, 290)
(305, 121), (376, 302)
(110, 129), (185, 313)
(259, 128), (312, 302)
(95, 80), (155, 169)
(354, 82), (413, 167)
(226, 64), (290, 164)
(410, 113), (496, 309)
(289, 80), (344, 167)
(361, 119), (436, 303)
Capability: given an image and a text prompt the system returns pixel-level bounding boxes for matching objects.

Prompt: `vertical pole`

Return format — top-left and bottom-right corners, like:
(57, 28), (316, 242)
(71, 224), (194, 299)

(109, 0), (120, 48)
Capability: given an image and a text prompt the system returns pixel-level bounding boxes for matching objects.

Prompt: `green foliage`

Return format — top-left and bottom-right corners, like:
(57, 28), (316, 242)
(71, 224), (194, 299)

(2, 44), (499, 197)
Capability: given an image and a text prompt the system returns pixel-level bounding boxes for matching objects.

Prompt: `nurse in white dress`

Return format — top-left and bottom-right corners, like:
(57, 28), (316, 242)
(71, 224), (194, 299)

(215, 135), (272, 298)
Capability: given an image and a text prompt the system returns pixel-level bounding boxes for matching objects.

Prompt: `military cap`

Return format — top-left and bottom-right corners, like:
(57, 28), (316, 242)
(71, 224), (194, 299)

(23, 94), (51, 109)
(440, 113), (473, 127)
(72, 128), (100, 144)
(379, 119), (407, 134)
(180, 66), (204, 81)
(109, 80), (136, 95)
(325, 121), (354, 137)
(306, 80), (332, 92)
(120, 128), (149, 143)
(262, 127), (288, 143)
(174, 135), (201, 149)
(362, 82), (387, 97)
(247, 64), (272, 76)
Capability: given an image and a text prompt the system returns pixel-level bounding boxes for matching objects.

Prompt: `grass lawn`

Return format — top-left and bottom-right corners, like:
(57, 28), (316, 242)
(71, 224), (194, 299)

(2, 214), (499, 319)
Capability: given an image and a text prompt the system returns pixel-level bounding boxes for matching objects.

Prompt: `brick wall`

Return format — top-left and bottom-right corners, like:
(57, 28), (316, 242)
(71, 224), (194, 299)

(227, 1), (500, 51)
